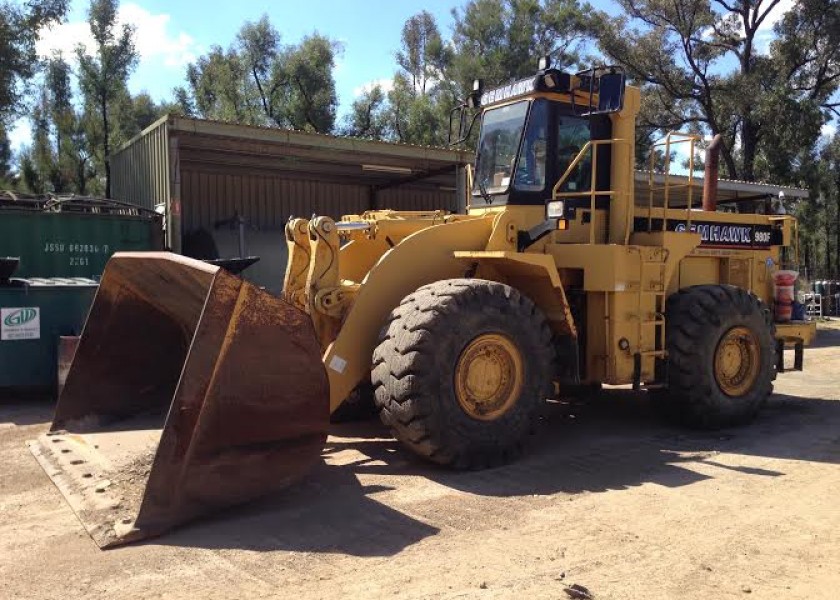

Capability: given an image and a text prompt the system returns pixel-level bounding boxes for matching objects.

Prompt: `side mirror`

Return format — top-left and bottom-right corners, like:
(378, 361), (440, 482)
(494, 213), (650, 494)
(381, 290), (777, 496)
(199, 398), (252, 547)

(448, 103), (482, 146)
(448, 105), (465, 146)
(574, 65), (626, 116)
(597, 71), (625, 113)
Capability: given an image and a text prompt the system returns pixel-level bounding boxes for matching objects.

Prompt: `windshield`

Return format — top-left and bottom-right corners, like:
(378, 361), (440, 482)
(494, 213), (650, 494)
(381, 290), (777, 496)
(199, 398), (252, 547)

(473, 101), (529, 195)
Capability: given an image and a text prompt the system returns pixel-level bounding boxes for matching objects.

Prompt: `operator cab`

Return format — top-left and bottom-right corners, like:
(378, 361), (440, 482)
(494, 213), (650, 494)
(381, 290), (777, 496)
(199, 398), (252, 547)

(451, 60), (626, 209)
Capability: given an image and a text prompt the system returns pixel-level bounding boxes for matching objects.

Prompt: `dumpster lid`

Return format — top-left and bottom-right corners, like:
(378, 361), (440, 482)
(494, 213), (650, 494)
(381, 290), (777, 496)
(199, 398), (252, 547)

(2, 277), (99, 288)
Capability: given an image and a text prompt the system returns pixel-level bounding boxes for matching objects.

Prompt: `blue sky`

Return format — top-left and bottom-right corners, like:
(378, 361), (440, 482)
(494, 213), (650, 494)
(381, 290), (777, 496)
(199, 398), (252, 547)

(11, 0), (623, 150)
(9, 0), (464, 148)
(90, 0), (463, 105)
(10, 0), (828, 152)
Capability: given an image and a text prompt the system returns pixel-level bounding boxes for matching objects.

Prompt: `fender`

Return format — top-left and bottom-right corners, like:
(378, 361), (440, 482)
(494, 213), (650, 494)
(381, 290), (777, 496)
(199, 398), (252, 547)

(452, 250), (577, 338)
(324, 216), (494, 412)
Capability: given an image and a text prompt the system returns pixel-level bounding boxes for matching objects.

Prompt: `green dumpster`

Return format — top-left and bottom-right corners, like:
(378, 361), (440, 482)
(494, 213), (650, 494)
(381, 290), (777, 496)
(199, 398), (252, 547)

(0, 194), (163, 280)
(0, 277), (97, 391)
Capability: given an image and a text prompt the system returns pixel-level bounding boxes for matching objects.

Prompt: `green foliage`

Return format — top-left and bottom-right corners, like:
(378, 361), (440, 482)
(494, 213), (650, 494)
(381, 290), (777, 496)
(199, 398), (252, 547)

(341, 85), (389, 138)
(76, 0), (138, 197)
(344, 3), (596, 147)
(3, 0), (836, 278)
(181, 16), (340, 133)
(798, 134), (840, 278)
(31, 89), (55, 193)
(449, 0), (596, 91)
(387, 73), (457, 146)
(387, 10), (463, 146)
(396, 11), (452, 96)
(0, 0), (69, 125)
(185, 46), (257, 124)
(597, 0), (840, 184)
(282, 34), (340, 133)
(17, 148), (39, 193)
(42, 55), (76, 192)
(0, 122), (14, 188)
(236, 15), (282, 122)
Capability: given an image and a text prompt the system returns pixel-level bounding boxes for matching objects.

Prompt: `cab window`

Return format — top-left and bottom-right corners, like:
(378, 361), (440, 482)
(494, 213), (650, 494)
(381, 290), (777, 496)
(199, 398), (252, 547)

(556, 117), (591, 193)
(514, 100), (549, 192)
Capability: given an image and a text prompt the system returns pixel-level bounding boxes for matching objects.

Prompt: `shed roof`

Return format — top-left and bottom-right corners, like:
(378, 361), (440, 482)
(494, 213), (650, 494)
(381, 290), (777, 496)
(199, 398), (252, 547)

(634, 170), (809, 207)
(113, 115), (809, 204)
(115, 115), (472, 191)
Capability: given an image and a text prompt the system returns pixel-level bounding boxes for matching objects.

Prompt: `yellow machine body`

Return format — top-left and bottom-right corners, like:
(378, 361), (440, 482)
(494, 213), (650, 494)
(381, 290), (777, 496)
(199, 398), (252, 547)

(286, 83), (813, 409)
(32, 65), (816, 547)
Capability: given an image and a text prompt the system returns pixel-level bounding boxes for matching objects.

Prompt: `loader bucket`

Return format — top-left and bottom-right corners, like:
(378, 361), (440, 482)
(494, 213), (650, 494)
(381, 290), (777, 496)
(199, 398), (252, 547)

(28, 252), (329, 548)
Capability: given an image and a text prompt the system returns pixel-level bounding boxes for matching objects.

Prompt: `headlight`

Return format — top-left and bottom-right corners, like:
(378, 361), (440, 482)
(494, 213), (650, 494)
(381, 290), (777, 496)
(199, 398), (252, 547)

(546, 200), (565, 219)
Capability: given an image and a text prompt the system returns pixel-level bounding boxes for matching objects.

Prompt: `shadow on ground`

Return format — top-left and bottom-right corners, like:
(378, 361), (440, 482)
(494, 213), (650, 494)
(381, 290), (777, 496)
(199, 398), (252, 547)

(331, 387), (839, 494)
(155, 457), (441, 557)
(151, 382), (840, 555)
(0, 392), (54, 427)
(6, 330), (839, 557)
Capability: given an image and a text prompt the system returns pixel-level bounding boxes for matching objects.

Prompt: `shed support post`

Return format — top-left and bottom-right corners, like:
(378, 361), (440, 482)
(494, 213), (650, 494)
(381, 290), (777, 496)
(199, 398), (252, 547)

(168, 135), (182, 253)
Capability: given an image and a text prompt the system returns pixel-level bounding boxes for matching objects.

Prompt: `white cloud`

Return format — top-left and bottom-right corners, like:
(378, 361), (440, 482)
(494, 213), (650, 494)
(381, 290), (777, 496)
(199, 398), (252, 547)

(739, 0), (795, 54)
(352, 78), (394, 98)
(757, 0), (795, 32)
(35, 2), (198, 68)
(822, 122), (838, 138)
(8, 121), (32, 153)
(711, 0), (794, 54)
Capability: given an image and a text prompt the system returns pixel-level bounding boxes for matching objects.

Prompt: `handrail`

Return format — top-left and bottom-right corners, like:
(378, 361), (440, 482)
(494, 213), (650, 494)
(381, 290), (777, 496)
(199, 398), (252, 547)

(465, 164), (474, 210)
(647, 131), (700, 232)
(552, 138), (631, 244)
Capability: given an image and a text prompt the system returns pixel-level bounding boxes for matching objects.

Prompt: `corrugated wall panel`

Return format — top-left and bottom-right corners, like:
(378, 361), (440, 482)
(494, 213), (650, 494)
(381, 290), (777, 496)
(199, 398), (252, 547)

(179, 168), (373, 231)
(112, 119), (465, 290)
(110, 120), (169, 210)
(377, 187), (457, 212)
(179, 169), (457, 230)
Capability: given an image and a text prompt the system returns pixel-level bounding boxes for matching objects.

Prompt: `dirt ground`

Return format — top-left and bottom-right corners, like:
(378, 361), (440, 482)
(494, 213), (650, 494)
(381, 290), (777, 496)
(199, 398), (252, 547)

(2, 330), (840, 600)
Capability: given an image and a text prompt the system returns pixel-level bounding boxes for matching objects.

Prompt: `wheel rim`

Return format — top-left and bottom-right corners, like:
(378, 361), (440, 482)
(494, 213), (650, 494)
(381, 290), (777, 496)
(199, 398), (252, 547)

(454, 333), (524, 421)
(714, 326), (761, 397)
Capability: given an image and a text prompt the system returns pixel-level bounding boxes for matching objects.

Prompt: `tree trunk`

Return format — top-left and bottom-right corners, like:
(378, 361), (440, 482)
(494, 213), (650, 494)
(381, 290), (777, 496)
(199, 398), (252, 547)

(741, 121), (758, 182)
(101, 93), (110, 199)
(77, 157), (87, 195)
(804, 240), (811, 279)
(825, 219), (832, 278)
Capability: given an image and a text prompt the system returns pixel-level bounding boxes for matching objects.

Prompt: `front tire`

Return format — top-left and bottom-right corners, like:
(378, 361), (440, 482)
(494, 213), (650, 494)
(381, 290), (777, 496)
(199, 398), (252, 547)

(661, 285), (776, 428)
(329, 382), (377, 423)
(372, 279), (555, 469)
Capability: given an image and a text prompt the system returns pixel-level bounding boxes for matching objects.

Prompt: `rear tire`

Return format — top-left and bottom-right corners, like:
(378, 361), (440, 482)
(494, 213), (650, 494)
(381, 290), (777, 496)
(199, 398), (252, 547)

(372, 279), (555, 469)
(661, 285), (775, 428)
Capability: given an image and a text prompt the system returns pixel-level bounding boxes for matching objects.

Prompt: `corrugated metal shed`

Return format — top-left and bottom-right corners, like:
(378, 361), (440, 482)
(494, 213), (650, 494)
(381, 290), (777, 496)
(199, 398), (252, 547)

(634, 170), (808, 208)
(112, 115), (809, 292)
(111, 115), (471, 291)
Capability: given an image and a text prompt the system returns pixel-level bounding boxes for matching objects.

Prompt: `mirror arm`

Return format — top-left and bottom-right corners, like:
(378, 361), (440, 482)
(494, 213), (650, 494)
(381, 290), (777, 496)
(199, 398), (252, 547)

(450, 110), (481, 146)
(517, 219), (559, 251)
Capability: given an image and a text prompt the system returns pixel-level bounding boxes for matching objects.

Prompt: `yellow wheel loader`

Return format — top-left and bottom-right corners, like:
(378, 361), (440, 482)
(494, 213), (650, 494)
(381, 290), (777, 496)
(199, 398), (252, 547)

(30, 59), (816, 547)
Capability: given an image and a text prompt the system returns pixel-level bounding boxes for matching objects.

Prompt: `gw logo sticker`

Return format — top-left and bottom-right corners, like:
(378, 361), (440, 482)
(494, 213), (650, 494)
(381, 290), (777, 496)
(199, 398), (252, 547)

(4, 308), (37, 326)
(1, 307), (41, 340)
